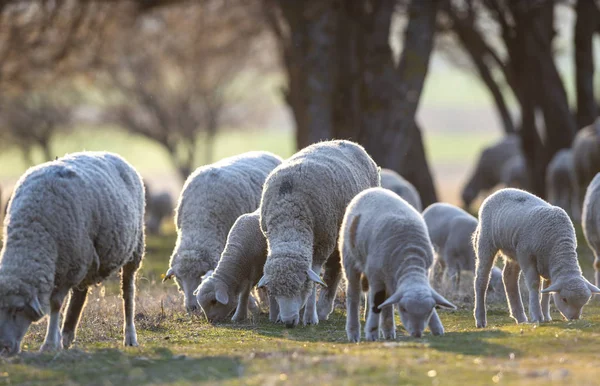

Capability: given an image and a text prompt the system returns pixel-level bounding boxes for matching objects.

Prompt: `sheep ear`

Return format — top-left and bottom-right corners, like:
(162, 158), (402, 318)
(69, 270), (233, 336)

(162, 267), (174, 283)
(257, 275), (268, 289)
(432, 289), (457, 310)
(307, 269), (327, 287)
(27, 295), (44, 320)
(202, 270), (214, 281)
(215, 287), (229, 305)
(584, 278), (600, 293)
(541, 282), (562, 294)
(378, 290), (403, 310)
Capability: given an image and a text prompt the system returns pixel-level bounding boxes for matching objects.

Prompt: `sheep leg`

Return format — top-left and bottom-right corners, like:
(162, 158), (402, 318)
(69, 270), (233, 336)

(303, 265), (321, 326)
(379, 300), (396, 340)
(232, 283), (251, 322)
(121, 261), (139, 347)
(523, 266), (543, 323)
(428, 309), (444, 336)
(429, 256), (445, 291)
(345, 266), (362, 343)
(317, 250), (342, 321)
(503, 260), (527, 324)
(61, 287), (89, 349)
(541, 279), (552, 322)
(474, 239), (496, 328)
(40, 292), (68, 352)
(364, 283), (385, 341)
(446, 264), (460, 293)
(593, 251), (600, 289)
(268, 292), (280, 323)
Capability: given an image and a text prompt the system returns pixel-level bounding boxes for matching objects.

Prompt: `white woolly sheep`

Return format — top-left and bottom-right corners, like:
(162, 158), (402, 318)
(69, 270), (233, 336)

(257, 140), (379, 328)
(462, 134), (523, 209)
(380, 168), (422, 211)
(340, 188), (456, 342)
(0, 152), (145, 356)
(195, 210), (276, 323)
(164, 151), (282, 312)
(473, 188), (600, 328)
(423, 203), (503, 295)
(582, 172), (600, 287)
(573, 118), (600, 215)
(144, 184), (174, 235)
(546, 149), (579, 220)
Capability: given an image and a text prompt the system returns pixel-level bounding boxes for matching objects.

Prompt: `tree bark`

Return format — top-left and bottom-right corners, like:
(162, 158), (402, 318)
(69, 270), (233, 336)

(574, 0), (599, 129)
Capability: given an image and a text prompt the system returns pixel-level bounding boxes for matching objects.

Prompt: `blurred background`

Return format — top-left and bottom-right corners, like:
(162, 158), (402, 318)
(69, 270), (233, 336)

(0, 0), (597, 209)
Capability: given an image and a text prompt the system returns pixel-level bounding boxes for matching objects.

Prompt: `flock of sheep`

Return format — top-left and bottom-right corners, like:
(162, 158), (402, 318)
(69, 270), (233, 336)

(1, 126), (600, 356)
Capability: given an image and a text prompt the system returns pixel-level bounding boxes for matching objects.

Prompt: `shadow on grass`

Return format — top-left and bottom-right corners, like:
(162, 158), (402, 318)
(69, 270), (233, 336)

(8, 347), (241, 385)
(428, 329), (519, 357)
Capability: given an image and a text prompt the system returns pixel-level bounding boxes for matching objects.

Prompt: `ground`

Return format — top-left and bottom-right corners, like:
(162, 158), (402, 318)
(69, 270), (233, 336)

(1, 228), (599, 386)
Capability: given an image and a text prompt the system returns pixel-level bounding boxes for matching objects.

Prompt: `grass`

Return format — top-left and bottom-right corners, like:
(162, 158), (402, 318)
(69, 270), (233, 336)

(2, 228), (600, 385)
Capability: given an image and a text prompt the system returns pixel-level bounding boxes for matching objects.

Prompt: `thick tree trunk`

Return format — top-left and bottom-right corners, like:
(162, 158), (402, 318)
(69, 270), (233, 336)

(574, 0), (599, 129)
(357, 0), (439, 206)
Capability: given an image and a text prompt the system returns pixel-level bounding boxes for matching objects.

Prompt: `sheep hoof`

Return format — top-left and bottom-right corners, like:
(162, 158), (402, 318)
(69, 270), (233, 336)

(124, 335), (139, 347)
(347, 330), (360, 343)
(365, 330), (378, 342)
(62, 331), (75, 349)
(40, 341), (63, 353)
(475, 320), (486, 328)
(302, 311), (319, 326)
(381, 330), (396, 340)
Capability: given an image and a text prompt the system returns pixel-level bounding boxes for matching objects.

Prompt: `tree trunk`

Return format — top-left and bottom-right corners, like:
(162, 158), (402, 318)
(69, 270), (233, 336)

(357, 0), (439, 206)
(574, 0), (599, 129)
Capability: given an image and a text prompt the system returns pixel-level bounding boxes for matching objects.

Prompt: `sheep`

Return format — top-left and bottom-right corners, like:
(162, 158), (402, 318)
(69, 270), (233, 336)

(582, 173), (600, 287)
(340, 188), (456, 342)
(195, 210), (276, 323)
(380, 168), (422, 211)
(462, 134), (523, 209)
(546, 149), (579, 220)
(500, 154), (528, 190)
(0, 152), (145, 356)
(144, 185), (174, 235)
(164, 151), (282, 312)
(257, 140), (379, 328)
(573, 118), (600, 216)
(423, 203), (503, 295)
(473, 188), (600, 328)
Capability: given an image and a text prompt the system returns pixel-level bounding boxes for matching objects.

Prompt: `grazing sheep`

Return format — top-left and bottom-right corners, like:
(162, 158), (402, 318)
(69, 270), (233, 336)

(380, 168), (422, 211)
(195, 210), (275, 322)
(462, 134), (523, 209)
(546, 149), (579, 220)
(257, 140), (379, 328)
(144, 184), (174, 235)
(573, 118), (600, 215)
(423, 203), (503, 295)
(341, 188), (456, 342)
(473, 188), (600, 328)
(0, 152), (145, 356)
(164, 151), (282, 312)
(582, 173), (600, 287)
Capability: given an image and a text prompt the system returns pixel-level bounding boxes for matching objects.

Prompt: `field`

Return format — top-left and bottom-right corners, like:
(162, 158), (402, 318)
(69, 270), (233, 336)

(1, 226), (600, 386)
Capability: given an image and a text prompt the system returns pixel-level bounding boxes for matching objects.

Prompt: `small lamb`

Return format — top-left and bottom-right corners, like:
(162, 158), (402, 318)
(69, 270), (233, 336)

(462, 134), (523, 209)
(340, 188), (456, 342)
(380, 168), (422, 211)
(423, 203), (503, 294)
(546, 149), (579, 220)
(0, 152), (145, 356)
(473, 188), (600, 328)
(164, 151), (282, 312)
(195, 210), (276, 322)
(258, 140), (380, 328)
(582, 172), (600, 287)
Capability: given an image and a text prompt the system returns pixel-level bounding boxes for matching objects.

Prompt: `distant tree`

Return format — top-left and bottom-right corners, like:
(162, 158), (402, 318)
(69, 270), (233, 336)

(104, 0), (264, 180)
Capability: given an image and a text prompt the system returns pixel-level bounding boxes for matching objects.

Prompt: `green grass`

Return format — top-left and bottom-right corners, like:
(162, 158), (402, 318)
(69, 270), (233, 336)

(2, 229), (600, 385)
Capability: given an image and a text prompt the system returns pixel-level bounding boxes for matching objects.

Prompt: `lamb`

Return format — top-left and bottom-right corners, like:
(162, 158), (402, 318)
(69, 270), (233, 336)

(582, 172), (600, 287)
(340, 188), (455, 342)
(257, 140), (379, 328)
(573, 118), (600, 215)
(195, 210), (276, 322)
(546, 149), (579, 220)
(462, 134), (523, 209)
(144, 184), (174, 235)
(380, 168), (422, 211)
(423, 203), (503, 294)
(0, 152), (145, 356)
(164, 151), (282, 312)
(473, 188), (600, 328)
